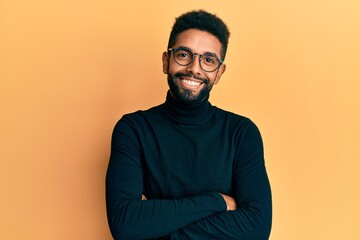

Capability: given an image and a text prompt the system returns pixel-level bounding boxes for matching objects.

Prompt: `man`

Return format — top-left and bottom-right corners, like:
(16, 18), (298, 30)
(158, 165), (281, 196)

(106, 10), (272, 239)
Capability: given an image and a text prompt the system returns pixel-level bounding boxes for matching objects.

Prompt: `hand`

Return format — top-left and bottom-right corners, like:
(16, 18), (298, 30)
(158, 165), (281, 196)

(141, 194), (147, 200)
(219, 193), (237, 211)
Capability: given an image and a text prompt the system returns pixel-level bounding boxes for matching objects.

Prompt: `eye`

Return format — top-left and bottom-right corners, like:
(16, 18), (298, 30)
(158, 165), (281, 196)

(176, 50), (191, 59)
(178, 53), (188, 58)
(202, 55), (217, 65)
(205, 57), (214, 63)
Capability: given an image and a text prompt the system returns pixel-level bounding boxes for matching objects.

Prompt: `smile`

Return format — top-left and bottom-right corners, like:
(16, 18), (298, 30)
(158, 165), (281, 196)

(181, 79), (202, 87)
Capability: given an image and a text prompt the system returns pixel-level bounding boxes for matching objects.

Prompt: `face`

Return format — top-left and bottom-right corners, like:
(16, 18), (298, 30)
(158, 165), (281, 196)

(162, 29), (226, 104)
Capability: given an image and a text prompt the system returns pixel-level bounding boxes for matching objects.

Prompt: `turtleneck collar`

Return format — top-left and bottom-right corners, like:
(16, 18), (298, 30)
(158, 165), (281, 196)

(163, 91), (214, 124)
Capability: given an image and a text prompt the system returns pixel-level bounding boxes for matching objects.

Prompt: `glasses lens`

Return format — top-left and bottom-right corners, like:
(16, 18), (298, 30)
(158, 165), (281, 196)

(200, 54), (220, 72)
(173, 48), (193, 66)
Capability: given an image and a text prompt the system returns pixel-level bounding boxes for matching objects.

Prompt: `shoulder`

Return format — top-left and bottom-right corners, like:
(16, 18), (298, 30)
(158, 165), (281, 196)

(212, 108), (265, 159)
(212, 106), (263, 145)
(114, 104), (164, 129)
(213, 106), (258, 129)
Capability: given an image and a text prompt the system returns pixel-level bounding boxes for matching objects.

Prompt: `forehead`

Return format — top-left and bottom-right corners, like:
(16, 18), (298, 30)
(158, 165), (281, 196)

(173, 29), (222, 57)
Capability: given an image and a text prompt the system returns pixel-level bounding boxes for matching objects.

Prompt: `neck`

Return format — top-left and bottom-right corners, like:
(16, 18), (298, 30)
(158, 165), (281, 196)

(163, 91), (214, 124)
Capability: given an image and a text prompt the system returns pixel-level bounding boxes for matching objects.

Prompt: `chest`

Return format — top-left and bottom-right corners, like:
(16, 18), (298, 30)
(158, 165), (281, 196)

(139, 124), (236, 198)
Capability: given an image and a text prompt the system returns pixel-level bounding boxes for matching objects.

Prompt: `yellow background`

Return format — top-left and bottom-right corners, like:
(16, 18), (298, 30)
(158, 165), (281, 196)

(1, 0), (359, 239)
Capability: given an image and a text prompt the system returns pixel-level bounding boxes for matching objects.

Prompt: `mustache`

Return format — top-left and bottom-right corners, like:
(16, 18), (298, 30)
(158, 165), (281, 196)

(174, 72), (209, 84)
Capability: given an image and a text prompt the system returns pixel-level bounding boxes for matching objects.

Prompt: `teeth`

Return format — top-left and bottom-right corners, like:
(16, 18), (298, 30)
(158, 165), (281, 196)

(182, 79), (201, 86)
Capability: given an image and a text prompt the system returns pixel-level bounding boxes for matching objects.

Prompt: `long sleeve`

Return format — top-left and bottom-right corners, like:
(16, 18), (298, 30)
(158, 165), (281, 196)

(106, 117), (227, 240)
(168, 121), (272, 239)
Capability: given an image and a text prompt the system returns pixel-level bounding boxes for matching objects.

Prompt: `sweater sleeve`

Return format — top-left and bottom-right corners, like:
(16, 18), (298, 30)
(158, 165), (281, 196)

(168, 120), (272, 239)
(105, 117), (227, 240)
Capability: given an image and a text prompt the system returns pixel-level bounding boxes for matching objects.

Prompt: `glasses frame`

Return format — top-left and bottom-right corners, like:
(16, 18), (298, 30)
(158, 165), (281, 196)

(168, 47), (224, 73)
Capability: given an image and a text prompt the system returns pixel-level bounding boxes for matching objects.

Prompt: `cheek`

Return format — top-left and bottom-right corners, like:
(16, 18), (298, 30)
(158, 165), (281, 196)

(207, 73), (218, 84)
(168, 62), (184, 75)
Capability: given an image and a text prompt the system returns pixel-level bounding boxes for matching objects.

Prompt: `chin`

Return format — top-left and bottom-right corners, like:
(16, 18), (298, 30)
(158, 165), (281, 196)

(174, 89), (208, 104)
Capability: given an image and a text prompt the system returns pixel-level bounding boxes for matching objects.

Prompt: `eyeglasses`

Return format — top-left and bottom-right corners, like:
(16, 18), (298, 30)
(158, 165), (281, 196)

(168, 47), (223, 72)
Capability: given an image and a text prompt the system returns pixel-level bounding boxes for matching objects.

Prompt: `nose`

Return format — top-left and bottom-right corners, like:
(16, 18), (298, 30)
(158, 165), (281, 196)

(186, 54), (202, 75)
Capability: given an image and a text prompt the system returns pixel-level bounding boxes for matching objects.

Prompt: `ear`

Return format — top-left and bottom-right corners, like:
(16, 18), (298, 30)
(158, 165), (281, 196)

(214, 63), (226, 84)
(162, 51), (169, 74)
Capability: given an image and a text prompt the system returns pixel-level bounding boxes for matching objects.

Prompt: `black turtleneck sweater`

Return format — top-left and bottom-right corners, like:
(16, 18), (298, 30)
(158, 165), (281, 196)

(106, 93), (272, 240)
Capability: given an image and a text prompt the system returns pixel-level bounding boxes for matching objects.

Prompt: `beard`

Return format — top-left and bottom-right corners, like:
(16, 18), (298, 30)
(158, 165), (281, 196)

(167, 72), (214, 104)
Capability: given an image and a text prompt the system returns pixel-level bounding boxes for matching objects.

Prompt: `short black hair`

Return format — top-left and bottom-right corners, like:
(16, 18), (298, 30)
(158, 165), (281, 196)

(167, 10), (230, 60)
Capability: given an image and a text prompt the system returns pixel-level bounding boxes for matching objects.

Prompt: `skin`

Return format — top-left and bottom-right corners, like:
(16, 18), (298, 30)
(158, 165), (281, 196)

(143, 29), (237, 211)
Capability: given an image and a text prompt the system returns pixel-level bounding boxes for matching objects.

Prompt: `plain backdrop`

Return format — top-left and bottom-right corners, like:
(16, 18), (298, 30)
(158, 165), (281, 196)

(1, 0), (359, 239)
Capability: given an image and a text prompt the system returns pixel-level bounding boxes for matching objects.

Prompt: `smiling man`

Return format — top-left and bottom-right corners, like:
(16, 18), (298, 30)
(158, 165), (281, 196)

(106, 10), (272, 240)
